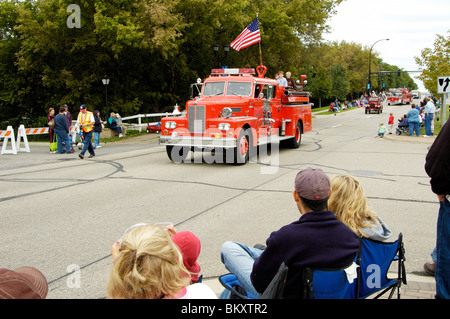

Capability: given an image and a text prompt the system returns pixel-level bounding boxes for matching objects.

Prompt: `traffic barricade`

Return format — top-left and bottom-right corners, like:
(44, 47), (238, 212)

(1, 126), (17, 155)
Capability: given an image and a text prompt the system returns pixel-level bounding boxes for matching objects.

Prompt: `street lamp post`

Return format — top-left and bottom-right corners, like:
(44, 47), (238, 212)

(102, 77), (110, 120)
(368, 38), (389, 94)
(213, 44), (230, 68)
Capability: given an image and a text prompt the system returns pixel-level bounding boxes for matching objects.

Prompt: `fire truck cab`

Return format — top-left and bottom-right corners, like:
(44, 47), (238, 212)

(159, 66), (312, 164)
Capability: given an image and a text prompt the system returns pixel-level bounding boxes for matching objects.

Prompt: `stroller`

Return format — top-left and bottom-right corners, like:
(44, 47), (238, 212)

(396, 116), (409, 135)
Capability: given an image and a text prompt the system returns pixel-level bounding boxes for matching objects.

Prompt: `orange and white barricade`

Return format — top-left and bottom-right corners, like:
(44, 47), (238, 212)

(1, 126), (17, 155)
(1, 125), (76, 155)
(16, 124), (31, 153)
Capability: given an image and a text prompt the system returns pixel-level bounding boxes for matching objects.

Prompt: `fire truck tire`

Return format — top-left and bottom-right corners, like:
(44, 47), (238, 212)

(286, 121), (302, 149)
(233, 129), (251, 165)
(166, 145), (189, 163)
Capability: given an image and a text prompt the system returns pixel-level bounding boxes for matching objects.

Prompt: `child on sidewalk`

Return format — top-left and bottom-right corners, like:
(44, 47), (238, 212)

(377, 122), (388, 138)
(388, 113), (394, 134)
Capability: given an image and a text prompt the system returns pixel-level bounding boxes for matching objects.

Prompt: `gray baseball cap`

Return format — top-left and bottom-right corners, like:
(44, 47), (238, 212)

(295, 167), (330, 200)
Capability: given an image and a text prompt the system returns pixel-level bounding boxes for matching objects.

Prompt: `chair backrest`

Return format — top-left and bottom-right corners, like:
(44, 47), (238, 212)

(302, 264), (357, 299)
(356, 233), (404, 298)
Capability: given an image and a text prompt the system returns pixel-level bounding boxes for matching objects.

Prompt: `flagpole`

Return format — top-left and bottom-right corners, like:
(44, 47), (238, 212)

(257, 13), (262, 66)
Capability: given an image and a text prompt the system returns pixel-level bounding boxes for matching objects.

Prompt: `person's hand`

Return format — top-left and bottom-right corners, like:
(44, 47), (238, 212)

(166, 225), (177, 236)
(111, 241), (120, 264)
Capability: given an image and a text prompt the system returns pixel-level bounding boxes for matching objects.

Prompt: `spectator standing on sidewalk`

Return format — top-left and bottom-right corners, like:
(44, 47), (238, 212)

(406, 104), (420, 137)
(54, 106), (74, 154)
(93, 110), (103, 149)
(424, 98), (436, 137)
(425, 120), (450, 299)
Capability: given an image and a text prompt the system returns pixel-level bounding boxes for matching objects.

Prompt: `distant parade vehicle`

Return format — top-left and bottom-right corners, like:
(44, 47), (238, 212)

(159, 66), (312, 164)
(387, 89), (413, 105)
(365, 96), (383, 114)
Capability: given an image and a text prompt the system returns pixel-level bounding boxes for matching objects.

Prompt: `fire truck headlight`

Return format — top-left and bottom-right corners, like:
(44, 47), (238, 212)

(218, 123), (231, 131)
(165, 121), (177, 129)
(221, 107), (232, 118)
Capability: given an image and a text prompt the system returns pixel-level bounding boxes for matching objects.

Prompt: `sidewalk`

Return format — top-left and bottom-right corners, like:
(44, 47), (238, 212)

(202, 272), (437, 299)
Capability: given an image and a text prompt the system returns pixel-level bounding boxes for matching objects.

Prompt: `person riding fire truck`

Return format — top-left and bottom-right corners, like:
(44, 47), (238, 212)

(159, 65), (312, 164)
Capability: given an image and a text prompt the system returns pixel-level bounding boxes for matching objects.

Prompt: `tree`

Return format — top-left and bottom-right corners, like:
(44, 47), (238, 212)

(0, 0), (349, 124)
(415, 30), (450, 95)
(330, 64), (349, 100)
(305, 66), (331, 107)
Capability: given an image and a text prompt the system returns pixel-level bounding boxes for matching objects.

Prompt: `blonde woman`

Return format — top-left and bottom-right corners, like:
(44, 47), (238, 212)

(107, 224), (216, 299)
(328, 175), (392, 241)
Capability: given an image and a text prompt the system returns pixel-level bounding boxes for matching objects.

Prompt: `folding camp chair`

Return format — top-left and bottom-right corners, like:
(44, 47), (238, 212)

(219, 262), (288, 299)
(302, 263), (358, 299)
(220, 261), (358, 299)
(356, 233), (407, 299)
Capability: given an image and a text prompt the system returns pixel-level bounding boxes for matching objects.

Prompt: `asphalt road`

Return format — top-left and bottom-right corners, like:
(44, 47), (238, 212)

(0, 99), (438, 299)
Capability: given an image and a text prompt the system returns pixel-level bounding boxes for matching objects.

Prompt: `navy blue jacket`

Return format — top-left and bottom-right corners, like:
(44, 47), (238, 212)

(54, 113), (69, 133)
(251, 211), (359, 299)
(425, 120), (450, 195)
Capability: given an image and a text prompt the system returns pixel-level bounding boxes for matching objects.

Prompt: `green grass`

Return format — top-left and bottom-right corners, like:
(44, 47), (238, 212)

(100, 129), (147, 144)
(313, 106), (360, 116)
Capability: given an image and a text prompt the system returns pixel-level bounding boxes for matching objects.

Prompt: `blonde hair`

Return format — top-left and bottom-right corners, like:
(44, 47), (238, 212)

(107, 225), (190, 299)
(328, 175), (379, 238)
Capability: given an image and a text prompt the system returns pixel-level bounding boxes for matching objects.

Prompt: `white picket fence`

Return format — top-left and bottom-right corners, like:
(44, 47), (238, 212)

(120, 104), (183, 132)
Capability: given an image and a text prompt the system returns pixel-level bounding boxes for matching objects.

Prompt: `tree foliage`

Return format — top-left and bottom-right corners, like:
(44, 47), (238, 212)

(415, 30), (450, 95)
(0, 0), (420, 128)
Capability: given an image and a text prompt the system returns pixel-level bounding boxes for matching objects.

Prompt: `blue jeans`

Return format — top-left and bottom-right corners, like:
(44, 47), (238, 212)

(54, 129), (72, 154)
(110, 125), (122, 134)
(94, 132), (100, 147)
(424, 114), (434, 136)
(220, 241), (264, 298)
(436, 198), (450, 299)
(80, 130), (95, 156)
(409, 121), (420, 136)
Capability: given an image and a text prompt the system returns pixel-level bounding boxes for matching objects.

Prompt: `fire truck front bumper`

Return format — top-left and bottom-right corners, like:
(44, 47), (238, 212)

(159, 135), (237, 149)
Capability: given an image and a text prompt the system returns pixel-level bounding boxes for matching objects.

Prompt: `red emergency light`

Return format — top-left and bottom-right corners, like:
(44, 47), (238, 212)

(211, 68), (255, 75)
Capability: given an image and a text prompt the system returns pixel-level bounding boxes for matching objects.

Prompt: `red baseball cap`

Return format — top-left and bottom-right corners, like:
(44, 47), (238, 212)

(171, 231), (201, 282)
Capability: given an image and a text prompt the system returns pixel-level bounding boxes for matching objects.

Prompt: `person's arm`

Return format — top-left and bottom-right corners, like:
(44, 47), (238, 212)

(251, 232), (284, 293)
(425, 121), (450, 197)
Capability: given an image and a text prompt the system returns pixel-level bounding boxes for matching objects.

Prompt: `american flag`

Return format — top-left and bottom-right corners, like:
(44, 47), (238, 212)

(230, 18), (261, 51)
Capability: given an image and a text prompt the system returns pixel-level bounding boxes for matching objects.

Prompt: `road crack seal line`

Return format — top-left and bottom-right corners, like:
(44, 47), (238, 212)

(0, 159), (125, 203)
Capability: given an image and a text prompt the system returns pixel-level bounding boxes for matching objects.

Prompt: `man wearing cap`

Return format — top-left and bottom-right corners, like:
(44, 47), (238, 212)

(0, 266), (48, 299)
(76, 104), (95, 159)
(220, 167), (359, 299)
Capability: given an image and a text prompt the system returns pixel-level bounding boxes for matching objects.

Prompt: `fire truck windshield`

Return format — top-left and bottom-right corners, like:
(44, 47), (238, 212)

(226, 82), (252, 96)
(203, 82), (225, 96)
(203, 81), (252, 97)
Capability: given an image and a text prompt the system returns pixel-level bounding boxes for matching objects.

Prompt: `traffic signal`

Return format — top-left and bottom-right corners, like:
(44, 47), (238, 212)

(397, 69), (401, 76)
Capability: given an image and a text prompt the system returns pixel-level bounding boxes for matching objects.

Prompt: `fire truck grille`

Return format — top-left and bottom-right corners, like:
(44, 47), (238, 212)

(188, 105), (205, 133)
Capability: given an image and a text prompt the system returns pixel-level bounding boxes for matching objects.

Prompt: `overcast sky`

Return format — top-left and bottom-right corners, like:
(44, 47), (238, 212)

(322, 0), (450, 92)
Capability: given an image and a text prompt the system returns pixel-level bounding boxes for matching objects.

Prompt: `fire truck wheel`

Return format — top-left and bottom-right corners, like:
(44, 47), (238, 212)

(286, 121), (302, 149)
(234, 129), (250, 165)
(166, 145), (189, 163)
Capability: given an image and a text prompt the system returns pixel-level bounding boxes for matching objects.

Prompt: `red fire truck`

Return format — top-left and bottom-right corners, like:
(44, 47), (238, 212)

(159, 66), (312, 164)
(365, 96), (383, 114)
(387, 89), (413, 105)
